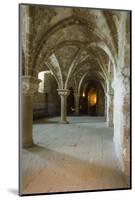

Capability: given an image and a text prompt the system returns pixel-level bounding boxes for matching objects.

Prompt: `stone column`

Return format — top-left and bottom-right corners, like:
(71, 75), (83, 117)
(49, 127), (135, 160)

(106, 93), (114, 127)
(57, 89), (70, 124)
(74, 92), (80, 115)
(21, 76), (41, 148)
(106, 79), (114, 127)
(113, 74), (130, 182)
(122, 94), (130, 180)
(104, 93), (107, 118)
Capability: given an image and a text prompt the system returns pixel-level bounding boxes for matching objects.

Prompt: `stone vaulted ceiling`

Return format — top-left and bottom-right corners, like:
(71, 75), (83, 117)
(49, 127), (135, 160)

(22, 5), (126, 90)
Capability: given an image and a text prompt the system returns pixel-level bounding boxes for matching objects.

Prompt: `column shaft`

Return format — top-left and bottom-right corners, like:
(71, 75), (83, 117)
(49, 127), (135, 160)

(60, 95), (67, 122)
(22, 94), (33, 147)
(21, 76), (41, 148)
(75, 93), (80, 115)
(107, 94), (114, 127)
(57, 89), (69, 124)
(113, 75), (130, 182)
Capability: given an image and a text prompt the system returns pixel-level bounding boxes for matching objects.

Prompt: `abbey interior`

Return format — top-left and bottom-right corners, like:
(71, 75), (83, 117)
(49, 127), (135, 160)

(20, 4), (131, 195)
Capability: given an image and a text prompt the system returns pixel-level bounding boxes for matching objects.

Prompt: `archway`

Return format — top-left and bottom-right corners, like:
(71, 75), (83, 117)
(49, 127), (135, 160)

(33, 70), (61, 120)
(80, 79), (105, 116)
(87, 88), (97, 116)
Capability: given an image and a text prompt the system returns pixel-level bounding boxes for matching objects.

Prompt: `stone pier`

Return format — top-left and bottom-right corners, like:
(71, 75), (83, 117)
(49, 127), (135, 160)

(57, 89), (70, 123)
(21, 76), (41, 148)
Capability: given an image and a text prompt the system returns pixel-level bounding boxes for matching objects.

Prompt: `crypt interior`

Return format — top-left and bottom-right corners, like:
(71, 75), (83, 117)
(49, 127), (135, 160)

(20, 4), (131, 194)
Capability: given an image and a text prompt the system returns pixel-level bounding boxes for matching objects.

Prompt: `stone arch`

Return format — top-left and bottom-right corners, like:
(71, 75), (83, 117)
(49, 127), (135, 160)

(45, 61), (62, 89)
(32, 15), (113, 74)
(79, 71), (106, 95)
(38, 40), (86, 69)
(103, 11), (118, 53)
(65, 49), (109, 89)
(80, 78), (105, 116)
(88, 42), (117, 73)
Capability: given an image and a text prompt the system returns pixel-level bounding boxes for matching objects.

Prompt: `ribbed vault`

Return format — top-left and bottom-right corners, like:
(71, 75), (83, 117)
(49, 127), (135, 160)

(21, 5), (130, 181)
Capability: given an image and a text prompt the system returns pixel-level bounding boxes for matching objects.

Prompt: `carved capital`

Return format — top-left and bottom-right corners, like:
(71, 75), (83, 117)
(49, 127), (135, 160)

(22, 76), (41, 95)
(57, 89), (70, 96)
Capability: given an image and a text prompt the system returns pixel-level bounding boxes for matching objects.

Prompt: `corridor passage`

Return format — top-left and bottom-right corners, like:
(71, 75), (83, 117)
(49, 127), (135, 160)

(21, 117), (128, 194)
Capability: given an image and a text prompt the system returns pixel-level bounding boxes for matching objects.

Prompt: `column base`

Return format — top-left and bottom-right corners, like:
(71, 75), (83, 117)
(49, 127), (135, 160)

(22, 141), (34, 148)
(107, 121), (114, 128)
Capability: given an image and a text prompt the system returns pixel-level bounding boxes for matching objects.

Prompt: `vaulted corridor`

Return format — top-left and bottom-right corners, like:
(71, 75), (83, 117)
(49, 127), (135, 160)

(20, 4), (131, 195)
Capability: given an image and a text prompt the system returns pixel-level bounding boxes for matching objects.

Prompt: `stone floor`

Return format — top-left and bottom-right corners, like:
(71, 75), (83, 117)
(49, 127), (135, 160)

(20, 116), (128, 195)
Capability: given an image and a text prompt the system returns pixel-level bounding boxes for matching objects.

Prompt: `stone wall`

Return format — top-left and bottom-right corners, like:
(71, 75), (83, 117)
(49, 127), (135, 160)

(97, 86), (105, 116)
(33, 73), (60, 119)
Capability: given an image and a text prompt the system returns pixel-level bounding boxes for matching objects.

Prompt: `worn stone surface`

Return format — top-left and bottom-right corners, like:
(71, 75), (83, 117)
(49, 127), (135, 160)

(20, 117), (129, 194)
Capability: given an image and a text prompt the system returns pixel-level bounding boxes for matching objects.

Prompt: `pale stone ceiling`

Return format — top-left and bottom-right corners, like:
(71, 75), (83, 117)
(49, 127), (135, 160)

(22, 5), (129, 90)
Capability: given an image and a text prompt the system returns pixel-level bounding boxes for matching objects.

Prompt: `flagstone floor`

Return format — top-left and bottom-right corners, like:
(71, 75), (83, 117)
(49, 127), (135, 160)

(20, 116), (128, 195)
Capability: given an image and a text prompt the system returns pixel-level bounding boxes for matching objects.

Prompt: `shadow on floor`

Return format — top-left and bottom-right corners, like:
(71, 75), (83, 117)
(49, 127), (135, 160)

(21, 143), (129, 194)
(33, 116), (106, 125)
(33, 119), (60, 124)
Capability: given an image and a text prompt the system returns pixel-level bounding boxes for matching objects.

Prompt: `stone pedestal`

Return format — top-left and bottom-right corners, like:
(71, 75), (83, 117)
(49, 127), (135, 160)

(74, 93), (80, 116)
(21, 76), (41, 148)
(57, 89), (70, 124)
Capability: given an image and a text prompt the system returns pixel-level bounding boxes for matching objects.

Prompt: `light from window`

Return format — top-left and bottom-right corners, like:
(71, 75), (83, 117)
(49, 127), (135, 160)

(38, 71), (52, 93)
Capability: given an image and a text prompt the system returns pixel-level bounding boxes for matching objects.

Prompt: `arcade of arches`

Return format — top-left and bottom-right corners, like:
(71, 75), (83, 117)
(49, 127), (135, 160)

(20, 4), (131, 194)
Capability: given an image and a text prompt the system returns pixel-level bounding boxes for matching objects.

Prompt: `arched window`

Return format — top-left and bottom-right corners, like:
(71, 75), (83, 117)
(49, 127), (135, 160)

(38, 71), (53, 93)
